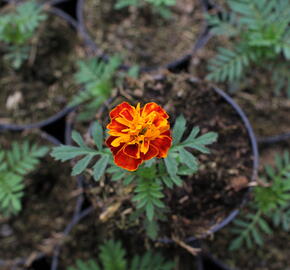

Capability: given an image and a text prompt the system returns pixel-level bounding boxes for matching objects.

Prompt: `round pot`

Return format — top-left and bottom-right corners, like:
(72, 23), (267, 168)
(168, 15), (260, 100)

(62, 72), (258, 244)
(76, 0), (211, 71)
(0, 2), (83, 131)
(0, 129), (83, 269)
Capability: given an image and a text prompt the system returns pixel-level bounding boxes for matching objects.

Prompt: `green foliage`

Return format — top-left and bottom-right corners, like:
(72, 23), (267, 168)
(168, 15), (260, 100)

(0, 142), (48, 216)
(51, 115), (216, 238)
(133, 177), (165, 221)
(51, 122), (110, 181)
(255, 152), (290, 212)
(71, 57), (139, 122)
(0, 0), (47, 68)
(206, 0), (290, 94)
(67, 240), (174, 270)
(114, 0), (176, 19)
(164, 115), (218, 181)
(99, 240), (127, 270)
(71, 56), (122, 121)
(229, 151), (290, 250)
(130, 250), (174, 270)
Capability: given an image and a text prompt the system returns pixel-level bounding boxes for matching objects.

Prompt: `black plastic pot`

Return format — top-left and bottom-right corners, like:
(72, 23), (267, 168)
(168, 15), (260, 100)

(0, 1), (79, 131)
(196, 252), (236, 270)
(0, 130), (84, 270)
(53, 85), (259, 264)
(61, 78), (259, 245)
(75, 0), (212, 72)
(156, 83), (259, 244)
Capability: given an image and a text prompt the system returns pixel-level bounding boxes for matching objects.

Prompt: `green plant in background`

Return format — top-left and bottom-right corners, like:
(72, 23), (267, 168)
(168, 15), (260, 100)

(71, 56), (139, 121)
(206, 0), (290, 96)
(67, 239), (175, 270)
(115, 0), (176, 19)
(51, 114), (217, 239)
(0, 142), (48, 217)
(0, 0), (47, 69)
(229, 151), (290, 250)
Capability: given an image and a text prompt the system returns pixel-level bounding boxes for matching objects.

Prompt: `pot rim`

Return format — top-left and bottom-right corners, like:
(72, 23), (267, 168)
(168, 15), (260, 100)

(61, 78), (259, 245)
(75, 0), (212, 72)
(0, 129), (84, 270)
(0, 2), (79, 131)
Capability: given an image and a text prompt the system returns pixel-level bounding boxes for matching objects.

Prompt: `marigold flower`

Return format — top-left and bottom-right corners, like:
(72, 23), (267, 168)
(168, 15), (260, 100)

(106, 102), (172, 171)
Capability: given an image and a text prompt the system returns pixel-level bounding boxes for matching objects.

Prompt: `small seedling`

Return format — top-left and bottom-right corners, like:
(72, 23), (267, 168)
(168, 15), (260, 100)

(229, 151), (290, 250)
(51, 102), (217, 238)
(0, 141), (48, 217)
(0, 0), (47, 68)
(206, 0), (290, 96)
(71, 56), (139, 121)
(67, 239), (175, 270)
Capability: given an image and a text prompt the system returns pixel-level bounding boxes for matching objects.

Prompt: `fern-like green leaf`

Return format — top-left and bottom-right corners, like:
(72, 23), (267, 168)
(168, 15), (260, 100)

(0, 172), (24, 216)
(99, 240), (127, 270)
(6, 141), (48, 175)
(133, 177), (165, 221)
(207, 46), (256, 82)
(67, 259), (101, 270)
(130, 251), (174, 270)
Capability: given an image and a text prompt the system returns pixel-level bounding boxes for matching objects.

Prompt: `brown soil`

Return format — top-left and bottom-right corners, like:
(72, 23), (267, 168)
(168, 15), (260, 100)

(203, 142), (290, 270)
(234, 91), (290, 138)
(204, 228), (290, 270)
(58, 208), (198, 269)
(190, 34), (290, 139)
(69, 72), (253, 242)
(0, 130), (77, 265)
(0, 8), (84, 125)
(82, 0), (204, 67)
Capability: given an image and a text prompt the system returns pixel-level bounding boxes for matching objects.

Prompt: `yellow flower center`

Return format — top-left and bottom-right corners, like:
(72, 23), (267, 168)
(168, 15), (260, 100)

(109, 103), (168, 155)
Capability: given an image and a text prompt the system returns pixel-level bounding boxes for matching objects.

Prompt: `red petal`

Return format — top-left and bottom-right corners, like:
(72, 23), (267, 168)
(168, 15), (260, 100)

(151, 135), (172, 158)
(142, 102), (169, 119)
(110, 102), (134, 119)
(114, 147), (142, 171)
(107, 118), (127, 133)
(120, 108), (134, 121)
(105, 136), (124, 155)
(124, 144), (140, 159)
(142, 144), (159, 160)
(161, 130), (171, 137)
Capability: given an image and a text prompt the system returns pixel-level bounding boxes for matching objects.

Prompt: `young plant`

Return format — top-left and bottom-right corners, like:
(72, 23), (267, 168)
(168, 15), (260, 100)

(51, 102), (217, 238)
(114, 0), (176, 19)
(71, 56), (139, 121)
(206, 0), (290, 95)
(0, 141), (48, 217)
(67, 239), (175, 270)
(0, 0), (47, 68)
(229, 151), (290, 250)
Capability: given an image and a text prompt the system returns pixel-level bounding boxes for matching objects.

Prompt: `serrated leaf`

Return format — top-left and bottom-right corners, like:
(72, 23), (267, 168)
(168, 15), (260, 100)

(171, 175), (183, 187)
(229, 236), (243, 251)
(161, 176), (173, 188)
(72, 131), (87, 148)
(183, 127), (199, 143)
(257, 218), (272, 234)
(92, 122), (103, 150)
(146, 201), (154, 221)
(93, 155), (109, 181)
(123, 174), (135, 185)
(172, 115), (186, 145)
(164, 154), (178, 177)
(179, 148), (198, 170)
(72, 155), (94, 176)
(251, 227), (263, 246)
(51, 145), (97, 161)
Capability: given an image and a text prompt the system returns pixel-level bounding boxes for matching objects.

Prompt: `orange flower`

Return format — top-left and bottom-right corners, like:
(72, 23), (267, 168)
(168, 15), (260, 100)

(106, 102), (172, 171)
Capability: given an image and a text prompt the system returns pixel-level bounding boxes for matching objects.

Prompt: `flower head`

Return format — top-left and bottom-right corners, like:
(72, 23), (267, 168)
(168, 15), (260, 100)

(106, 102), (172, 171)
